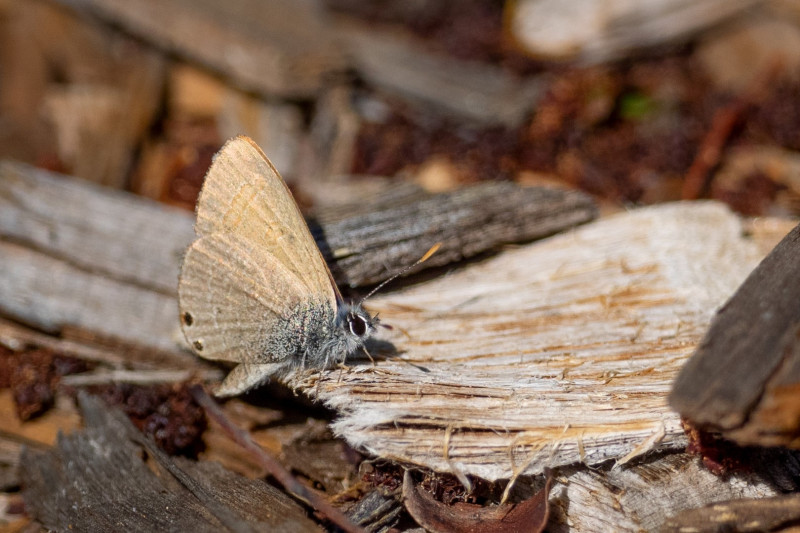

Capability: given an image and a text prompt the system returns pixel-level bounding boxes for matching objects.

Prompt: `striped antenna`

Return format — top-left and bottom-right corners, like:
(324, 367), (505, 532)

(359, 243), (442, 303)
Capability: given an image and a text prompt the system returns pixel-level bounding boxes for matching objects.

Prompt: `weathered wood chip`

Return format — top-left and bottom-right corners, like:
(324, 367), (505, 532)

(661, 492), (800, 533)
(318, 181), (598, 287)
(552, 451), (777, 532)
(20, 393), (320, 532)
(55, 0), (346, 97)
(335, 19), (545, 126)
(670, 220), (800, 447)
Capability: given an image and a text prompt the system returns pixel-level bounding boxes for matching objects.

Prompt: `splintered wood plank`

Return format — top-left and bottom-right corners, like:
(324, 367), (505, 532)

(299, 202), (766, 482)
(55, 0), (346, 98)
(670, 219), (800, 446)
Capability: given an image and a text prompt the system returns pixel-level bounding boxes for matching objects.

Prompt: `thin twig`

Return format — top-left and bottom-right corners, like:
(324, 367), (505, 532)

(0, 318), (127, 367)
(190, 385), (365, 533)
(61, 368), (222, 386)
(681, 60), (783, 200)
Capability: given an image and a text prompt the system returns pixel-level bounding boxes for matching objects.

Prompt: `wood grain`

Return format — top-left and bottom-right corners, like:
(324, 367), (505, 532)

(0, 160), (195, 295)
(661, 492), (800, 533)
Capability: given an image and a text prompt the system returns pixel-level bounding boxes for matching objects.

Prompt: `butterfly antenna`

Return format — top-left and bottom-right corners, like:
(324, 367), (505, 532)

(359, 243), (441, 304)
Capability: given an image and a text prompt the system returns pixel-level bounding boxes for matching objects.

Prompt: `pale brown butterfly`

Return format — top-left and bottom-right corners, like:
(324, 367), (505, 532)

(179, 136), (437, 396)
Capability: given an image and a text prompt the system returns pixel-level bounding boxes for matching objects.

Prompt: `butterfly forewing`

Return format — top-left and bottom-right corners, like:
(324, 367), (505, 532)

(194, 136), (337, 302)
(179, 231), (312, 363)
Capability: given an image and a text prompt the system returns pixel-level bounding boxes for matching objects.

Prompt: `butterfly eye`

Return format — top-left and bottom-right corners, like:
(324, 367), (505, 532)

(348, 314), (368, 337)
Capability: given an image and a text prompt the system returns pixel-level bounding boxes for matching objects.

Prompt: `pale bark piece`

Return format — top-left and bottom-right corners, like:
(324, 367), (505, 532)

(20, 393), (320, 532)
(306, 84), (363, 179)
(0, 240), (186, 355)
(509, 0), (761, 64)
(298, 202), (766, 481)
(55, 0), (346, 98)
(0, 159), (195, 355)
(670, 219), (800, 444)
(550, 453), (777, 532)
(335, 19), (545, 126)
(0, 160), (196, 294)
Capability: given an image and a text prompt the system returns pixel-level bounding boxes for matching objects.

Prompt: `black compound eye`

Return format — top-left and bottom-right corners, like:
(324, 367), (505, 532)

(348, 314), (368, 337)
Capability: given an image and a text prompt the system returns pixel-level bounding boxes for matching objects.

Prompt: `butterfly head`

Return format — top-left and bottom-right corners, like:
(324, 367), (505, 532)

(336, 301), (378, 350)
(332, 243), (441, 355)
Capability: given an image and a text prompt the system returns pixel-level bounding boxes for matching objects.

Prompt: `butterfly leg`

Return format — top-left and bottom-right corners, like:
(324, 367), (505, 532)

(313, 351), (332, 396)
(361, 346), (376, 367)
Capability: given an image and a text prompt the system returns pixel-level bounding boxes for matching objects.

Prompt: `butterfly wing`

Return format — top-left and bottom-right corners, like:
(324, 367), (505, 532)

(178, 136), (338, 368)
(179, 231), (312, 363)
(194, 136), (339, 302)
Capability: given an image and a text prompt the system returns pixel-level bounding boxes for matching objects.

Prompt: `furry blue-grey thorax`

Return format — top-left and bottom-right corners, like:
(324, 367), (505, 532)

(259, 299), (377, 373)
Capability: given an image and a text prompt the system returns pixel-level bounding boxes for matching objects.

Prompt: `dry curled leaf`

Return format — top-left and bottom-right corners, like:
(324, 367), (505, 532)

(402, 470), (552, 533)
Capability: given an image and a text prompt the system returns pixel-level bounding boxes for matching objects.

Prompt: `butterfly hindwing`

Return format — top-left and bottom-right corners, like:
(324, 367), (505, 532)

(178, 230), (310, 364)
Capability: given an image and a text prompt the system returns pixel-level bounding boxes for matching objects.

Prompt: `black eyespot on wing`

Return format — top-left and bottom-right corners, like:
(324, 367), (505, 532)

(348, 314), (368, 337)
(182, 312), (194, 326)
(193, 339), (204, 351)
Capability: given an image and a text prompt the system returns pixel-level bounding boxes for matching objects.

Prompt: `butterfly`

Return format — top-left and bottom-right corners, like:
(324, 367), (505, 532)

(178, 136), (381, 397)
